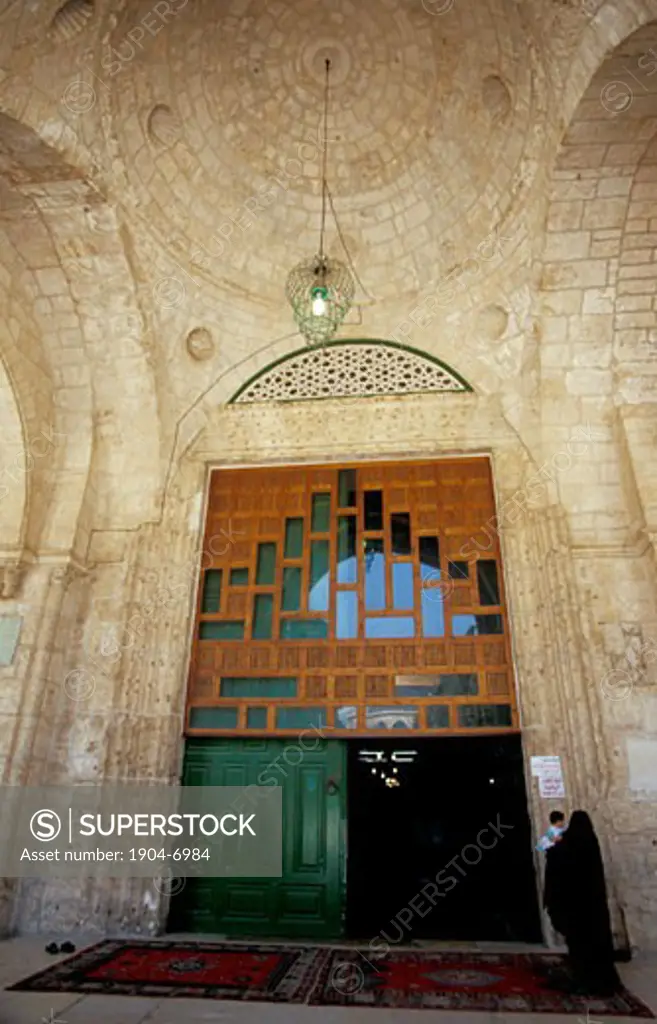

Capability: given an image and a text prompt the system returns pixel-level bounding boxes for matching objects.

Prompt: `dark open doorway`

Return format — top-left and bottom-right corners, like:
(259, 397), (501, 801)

(346, 735), (542, 943)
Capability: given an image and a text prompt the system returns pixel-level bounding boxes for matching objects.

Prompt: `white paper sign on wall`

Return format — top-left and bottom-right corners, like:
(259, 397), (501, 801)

(530, 755), (565, 798)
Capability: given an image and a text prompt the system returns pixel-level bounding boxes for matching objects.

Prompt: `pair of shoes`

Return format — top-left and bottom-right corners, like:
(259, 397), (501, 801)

(44, 942), (76, 955)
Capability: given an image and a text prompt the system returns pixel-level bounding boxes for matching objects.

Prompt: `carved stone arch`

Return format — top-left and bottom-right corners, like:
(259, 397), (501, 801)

(560, 0), (657, 130)
(537, 14), (657, 549)
(532, 9), (657, 953)
(229, 339), (473, 404)
(0, 111), (94, 582)
(0, 107), (162, 550)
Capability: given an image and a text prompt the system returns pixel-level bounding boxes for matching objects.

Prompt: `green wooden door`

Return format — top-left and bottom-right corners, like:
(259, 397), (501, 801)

(169, 738), (346, 938)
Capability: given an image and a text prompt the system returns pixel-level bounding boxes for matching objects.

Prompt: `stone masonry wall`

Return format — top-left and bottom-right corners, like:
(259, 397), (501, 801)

(0, 0), (656, 948)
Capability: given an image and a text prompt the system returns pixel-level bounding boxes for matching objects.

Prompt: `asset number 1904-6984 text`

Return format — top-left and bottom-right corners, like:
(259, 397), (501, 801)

(129, 848), (210, 861)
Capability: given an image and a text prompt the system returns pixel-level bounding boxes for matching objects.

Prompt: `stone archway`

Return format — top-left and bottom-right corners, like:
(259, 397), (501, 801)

(0, 107), (162, 931)
(1, 0), (656, 954)
(535, 16), (657, 952)
(10, 385), (615, 943)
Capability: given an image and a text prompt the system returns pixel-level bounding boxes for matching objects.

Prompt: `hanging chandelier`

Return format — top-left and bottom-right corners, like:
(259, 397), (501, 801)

(286, 59), (355, 347)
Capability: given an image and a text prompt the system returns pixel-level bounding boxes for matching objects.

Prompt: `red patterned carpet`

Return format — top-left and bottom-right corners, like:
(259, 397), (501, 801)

(8, 941), (320, 1003)
(314, 948), (654, 1015)
(7, 940), (654, 1016)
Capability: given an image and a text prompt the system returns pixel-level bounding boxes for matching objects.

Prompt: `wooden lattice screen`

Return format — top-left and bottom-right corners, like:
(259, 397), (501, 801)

(186, 458), (518, 735)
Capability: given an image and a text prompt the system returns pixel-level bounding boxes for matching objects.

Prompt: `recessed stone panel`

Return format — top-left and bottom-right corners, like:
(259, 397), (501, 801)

(147, 105), (182, 148)
(627, 737), (657, 795)
(185, 327), (215, 361)
(482, 75), (512, 123)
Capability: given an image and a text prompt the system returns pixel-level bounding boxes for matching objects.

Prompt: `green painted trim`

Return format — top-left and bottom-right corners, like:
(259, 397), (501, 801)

(228, 338), (473, 404)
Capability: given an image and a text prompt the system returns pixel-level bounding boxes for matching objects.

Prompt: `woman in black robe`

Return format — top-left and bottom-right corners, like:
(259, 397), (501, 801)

(543, 810), (622, 996)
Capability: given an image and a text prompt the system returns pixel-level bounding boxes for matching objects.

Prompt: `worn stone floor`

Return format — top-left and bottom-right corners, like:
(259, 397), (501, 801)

(0, 937), (654, 1024)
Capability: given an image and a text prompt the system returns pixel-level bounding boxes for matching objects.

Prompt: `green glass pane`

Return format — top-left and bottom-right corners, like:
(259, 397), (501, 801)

(439, 673), (478, 696)
(253, 594), (274, 639)
(189, 706), (238, 729)
(426, 706), (450, 728)
(230, 567), (249, 586)
(246, 707), (268, 729)
(284, 518), (304, 559)
(201, 569), (222, 613)
(199, 621), (244, 640)
(338, 469), (357, 508)
(337, 591), (358, 639)
(282, 567), (302, 612)
(337, 517), (357, 583)
(276, 707), (327, 729)
(221, 677), (297, 697)
(256, 542), (276, 584)
(458, 704), (512, 728)
(309, 540), (330, 611)
(311, 493), (331, 533)
(280, 619), (328, 639)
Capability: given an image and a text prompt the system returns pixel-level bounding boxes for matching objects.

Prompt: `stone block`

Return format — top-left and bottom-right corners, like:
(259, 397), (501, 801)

(565, 369), (613, 395)
(582, 198), (629, 229)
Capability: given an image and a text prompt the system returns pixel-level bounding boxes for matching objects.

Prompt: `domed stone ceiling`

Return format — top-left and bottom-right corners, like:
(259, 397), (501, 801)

(106, 0), (539, 306)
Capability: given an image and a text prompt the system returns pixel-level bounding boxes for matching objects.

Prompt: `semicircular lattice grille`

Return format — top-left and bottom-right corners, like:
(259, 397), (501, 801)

(231, 342), (471, 404)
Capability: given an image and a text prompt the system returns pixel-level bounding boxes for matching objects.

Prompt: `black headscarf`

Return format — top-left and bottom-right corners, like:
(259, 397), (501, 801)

(565, 810), (600, 856)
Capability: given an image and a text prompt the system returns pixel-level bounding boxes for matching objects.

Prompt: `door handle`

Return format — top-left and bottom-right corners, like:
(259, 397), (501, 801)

(326, 777), (339, 795)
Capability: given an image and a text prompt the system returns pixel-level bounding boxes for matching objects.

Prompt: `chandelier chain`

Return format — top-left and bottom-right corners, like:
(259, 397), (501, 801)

(325, 184), (376, 302)
(286, 55), (357, 346)
(319, 58), (331, 261)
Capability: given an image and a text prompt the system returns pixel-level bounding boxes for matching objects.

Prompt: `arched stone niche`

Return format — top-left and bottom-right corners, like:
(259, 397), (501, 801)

(13, 389), (626, 947)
